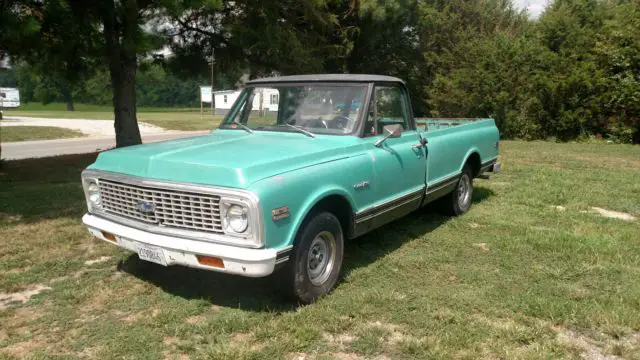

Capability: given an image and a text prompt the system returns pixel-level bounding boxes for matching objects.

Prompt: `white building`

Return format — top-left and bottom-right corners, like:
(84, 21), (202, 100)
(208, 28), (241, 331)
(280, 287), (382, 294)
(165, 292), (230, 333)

(208, 88), (280, 114)
(212, 90), (241, 112)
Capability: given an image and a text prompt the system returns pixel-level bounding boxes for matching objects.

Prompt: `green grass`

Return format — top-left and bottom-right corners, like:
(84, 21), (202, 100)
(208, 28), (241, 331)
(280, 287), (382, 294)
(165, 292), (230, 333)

(1, 141), (639, 359)
(4, 103), (223, 131)
(0, 126), (85, 142)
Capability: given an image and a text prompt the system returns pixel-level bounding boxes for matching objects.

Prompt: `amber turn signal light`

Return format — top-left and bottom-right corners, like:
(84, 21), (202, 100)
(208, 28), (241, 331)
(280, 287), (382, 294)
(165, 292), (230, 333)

(196, 255), (224, 269)
(101, 231), (117, 243)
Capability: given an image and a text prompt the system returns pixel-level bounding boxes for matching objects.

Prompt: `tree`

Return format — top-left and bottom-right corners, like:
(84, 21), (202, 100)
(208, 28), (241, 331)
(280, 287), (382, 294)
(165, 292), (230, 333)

(0, 1), (98, 112)
(1, 0), (168, 147)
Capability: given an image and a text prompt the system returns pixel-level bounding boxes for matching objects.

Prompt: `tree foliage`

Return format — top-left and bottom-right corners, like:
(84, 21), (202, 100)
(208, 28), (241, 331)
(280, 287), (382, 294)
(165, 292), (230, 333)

(3, 0), (640, 143)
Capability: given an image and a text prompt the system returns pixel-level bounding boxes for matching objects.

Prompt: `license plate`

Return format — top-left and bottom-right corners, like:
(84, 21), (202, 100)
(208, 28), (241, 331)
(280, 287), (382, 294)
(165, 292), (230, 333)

(136, 243), (167, 266)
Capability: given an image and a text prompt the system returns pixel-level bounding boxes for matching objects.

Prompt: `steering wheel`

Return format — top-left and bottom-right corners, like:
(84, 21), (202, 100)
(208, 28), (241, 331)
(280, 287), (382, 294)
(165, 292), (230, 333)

(332, 115), (350, 130)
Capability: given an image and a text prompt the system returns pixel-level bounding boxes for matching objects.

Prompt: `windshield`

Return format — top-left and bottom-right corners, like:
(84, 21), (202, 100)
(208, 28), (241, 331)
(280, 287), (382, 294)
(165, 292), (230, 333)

(221, 84), (368, 135)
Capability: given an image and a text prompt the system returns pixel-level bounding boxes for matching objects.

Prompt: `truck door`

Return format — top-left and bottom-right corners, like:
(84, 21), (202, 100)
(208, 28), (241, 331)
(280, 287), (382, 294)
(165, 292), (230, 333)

(358, 84), (427, 231)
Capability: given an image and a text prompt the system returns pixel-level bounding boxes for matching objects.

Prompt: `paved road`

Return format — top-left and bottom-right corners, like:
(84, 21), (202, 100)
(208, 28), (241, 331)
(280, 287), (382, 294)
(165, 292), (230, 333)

(2, 131), (209, 160)
(1, 116), (167, 137)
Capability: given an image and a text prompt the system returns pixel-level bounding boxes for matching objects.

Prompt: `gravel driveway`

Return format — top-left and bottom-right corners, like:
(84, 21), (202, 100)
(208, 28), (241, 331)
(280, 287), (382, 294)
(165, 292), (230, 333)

(0, 116), (169, 137)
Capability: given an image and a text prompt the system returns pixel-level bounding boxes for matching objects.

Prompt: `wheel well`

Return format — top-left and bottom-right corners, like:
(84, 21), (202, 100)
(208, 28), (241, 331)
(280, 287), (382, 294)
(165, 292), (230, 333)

(307, 195), (354, 240)
(465, 152), (481, 178)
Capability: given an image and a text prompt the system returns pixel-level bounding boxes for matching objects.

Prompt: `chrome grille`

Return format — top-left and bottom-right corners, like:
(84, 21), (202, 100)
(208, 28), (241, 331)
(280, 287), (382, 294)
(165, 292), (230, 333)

(98, 178), (223, 234)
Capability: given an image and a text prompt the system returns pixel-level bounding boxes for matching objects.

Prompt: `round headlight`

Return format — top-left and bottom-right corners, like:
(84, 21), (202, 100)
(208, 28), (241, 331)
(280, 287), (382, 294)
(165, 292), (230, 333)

(226, 204), (248, 233)
(88, 182), (100, 206)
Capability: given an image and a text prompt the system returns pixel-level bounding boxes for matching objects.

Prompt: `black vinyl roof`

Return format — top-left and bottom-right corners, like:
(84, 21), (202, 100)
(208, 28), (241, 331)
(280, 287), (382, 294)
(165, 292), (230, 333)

(246, 74), (404, 85)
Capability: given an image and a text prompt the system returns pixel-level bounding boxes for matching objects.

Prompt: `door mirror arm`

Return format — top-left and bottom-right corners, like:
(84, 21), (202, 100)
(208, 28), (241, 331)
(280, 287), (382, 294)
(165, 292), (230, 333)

(374, 124), (403, 147)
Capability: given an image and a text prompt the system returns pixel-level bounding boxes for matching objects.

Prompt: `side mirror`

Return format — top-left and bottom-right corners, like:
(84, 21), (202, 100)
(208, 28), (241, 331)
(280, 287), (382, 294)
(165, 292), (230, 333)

(374, 124), (403, 147)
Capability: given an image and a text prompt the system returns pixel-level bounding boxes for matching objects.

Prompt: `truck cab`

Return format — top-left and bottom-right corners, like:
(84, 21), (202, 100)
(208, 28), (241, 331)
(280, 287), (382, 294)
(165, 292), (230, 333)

(82, 74), (500, 303)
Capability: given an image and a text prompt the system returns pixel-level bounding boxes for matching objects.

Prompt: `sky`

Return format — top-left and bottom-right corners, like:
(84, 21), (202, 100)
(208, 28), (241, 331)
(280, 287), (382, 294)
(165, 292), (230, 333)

(514, 0), (551, 18)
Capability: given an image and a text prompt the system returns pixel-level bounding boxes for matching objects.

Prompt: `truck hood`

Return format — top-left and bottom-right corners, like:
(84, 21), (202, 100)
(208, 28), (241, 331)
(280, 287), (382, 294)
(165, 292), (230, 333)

(89, 130), (359, 189)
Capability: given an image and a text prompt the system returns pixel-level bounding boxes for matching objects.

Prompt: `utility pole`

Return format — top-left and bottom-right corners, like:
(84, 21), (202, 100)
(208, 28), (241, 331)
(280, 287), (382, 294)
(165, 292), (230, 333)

(211, 47), (216, 116)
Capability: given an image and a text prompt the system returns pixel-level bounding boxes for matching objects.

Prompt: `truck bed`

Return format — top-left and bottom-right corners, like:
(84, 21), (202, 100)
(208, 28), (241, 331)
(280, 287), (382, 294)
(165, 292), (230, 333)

(415, 118), (491, 132)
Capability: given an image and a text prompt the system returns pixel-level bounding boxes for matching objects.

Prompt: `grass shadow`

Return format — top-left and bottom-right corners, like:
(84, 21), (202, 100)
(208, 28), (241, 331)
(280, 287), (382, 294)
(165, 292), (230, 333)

(343, 186), (494, 276)
(0, 153), (97, 224)
(118, 186), (495, 312)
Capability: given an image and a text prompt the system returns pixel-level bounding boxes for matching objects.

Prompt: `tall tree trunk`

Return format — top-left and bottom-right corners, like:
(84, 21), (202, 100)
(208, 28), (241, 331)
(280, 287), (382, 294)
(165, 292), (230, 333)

(109, 59), (140, 147)
(62, 89), (75, 111)
(102, 0), (141, 148)
(0, 122), (3, 170)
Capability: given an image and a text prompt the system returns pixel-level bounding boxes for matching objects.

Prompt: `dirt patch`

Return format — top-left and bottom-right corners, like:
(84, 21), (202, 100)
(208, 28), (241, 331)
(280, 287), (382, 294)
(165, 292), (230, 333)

(474, 243), (490, 252)
(287, 352), (309, 360)
(489, 181), (510, 187)
(556, 328), (619, 360)
(367, 321), (402, 332)
(230, 332), (251, 343)
(84, 256), (111, 266)
(185, 315), (206, 325)
(1, 334), (50, 357)
(5, 306), (46, 328)
(287, 353), (389, 360)
(555, 327), (640, 360)
(79, 280), (147, 314)
(3, 266), (32, 275)
(121, 312), (144, 323)
(472, 314), (527, 332)
(77, 346), (102, 359)
(588, 207), (636, 221)
(0, 284), (52, 309)
(366, 320), (416, 347)
(323, 332), (358, 347)
(228, 332), (265, 351)
(331, 353), (388, 360)
(162, 350), (190, 360)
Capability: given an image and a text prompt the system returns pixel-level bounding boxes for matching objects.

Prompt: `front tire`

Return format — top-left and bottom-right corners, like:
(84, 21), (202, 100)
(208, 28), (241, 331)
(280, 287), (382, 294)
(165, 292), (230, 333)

(438, 165), (474, 216)
(281, 211), (344, 304)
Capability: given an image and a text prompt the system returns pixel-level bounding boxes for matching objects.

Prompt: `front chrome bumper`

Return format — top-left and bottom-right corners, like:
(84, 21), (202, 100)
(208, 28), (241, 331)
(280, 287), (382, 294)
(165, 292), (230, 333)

(82, 214), (290, 277)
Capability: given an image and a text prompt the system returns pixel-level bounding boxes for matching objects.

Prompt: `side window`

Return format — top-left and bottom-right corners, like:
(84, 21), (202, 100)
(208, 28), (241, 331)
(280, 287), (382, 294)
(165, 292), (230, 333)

(364, 85), (409, 137)
(376, 86), (408, 130)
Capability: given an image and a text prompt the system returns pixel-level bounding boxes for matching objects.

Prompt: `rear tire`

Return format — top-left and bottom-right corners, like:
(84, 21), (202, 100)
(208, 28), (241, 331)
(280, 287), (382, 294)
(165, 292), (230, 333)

(438, 165), (474, 216)
(278, 211), (344, 304)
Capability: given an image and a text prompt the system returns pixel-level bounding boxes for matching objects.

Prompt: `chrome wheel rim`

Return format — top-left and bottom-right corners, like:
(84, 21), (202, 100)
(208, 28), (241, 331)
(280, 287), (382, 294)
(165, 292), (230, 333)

(457, 174), (472, 208)
(307, 231), (336, 286)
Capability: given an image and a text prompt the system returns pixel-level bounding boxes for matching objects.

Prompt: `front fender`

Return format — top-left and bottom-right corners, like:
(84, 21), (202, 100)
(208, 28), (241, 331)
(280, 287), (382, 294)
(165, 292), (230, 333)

(248, 154), (374, 249)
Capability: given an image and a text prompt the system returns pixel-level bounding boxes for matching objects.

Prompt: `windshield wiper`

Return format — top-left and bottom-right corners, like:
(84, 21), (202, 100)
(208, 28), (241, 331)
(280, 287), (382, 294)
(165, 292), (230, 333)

(230, 121), (253, 134)
(282, 123), (315, 138)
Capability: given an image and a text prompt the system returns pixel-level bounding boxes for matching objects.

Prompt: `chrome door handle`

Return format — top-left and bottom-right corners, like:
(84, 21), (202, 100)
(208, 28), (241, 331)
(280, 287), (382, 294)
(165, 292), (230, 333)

(412, 138), (428, 149)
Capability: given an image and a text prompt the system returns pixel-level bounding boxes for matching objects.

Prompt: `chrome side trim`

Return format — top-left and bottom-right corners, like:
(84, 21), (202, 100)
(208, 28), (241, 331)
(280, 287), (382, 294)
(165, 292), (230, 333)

(422, 173), (462, 205)
(355, 187), (425, 223)
(81, 169), (265, 249)
(426, 174), (460, 195)
(479, 158), (498, 174)
(353, 188), (424, 237)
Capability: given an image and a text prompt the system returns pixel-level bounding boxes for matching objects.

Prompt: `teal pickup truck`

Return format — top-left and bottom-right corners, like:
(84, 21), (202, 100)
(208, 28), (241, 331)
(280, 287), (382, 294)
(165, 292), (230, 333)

(81, 75), (500, 303)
